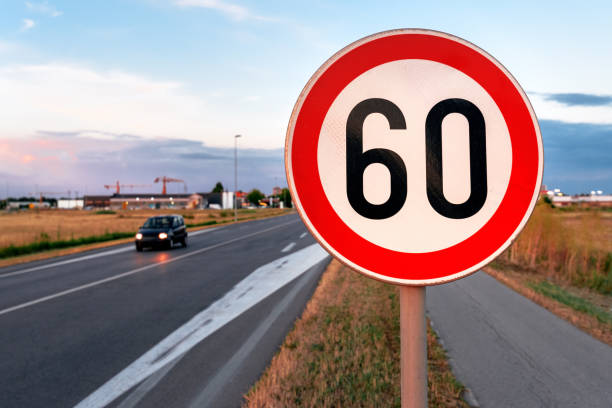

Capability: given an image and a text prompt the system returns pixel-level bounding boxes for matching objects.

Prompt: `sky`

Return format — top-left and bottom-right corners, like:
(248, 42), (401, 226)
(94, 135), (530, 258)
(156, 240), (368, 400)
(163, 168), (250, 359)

(0, 0), (611, 197)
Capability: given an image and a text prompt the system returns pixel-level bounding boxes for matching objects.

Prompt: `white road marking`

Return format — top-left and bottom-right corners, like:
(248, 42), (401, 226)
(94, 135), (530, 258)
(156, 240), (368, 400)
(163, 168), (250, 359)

(0, 227), (217, 280)
(299, 232), (307, 239)
(188, 261), (319, 408)
(0, 246), (133, 279)
(75, 243), (329, 408)
(0, 222), (296, 317)
(116, 354), (184, 408)
(281, 242), (296, 253)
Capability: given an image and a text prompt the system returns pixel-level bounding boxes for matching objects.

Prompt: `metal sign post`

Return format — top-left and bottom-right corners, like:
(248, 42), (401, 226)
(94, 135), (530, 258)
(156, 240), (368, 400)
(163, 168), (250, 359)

(285, 29), (543, 406)
(400, 286), (427, 408)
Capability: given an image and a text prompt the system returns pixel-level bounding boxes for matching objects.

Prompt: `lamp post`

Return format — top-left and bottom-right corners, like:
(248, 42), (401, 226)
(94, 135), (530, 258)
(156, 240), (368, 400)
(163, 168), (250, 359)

(234, 134), (241, 222)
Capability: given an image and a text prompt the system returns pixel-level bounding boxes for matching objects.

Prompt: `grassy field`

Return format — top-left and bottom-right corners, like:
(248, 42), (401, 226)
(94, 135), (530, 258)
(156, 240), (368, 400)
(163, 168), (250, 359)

(244, 260), (468, 408)
(0, 207), (290, 259)
(499, 203), (612, 293)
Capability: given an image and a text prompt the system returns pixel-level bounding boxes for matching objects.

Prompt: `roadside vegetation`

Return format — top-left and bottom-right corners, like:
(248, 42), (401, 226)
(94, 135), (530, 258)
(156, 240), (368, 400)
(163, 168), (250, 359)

(0, 207), (291, 262)
(244, 260), (468, 408)
(526, 280), (612, 326)
(488, 201), (612, 345)
(499, 203), (611, 293)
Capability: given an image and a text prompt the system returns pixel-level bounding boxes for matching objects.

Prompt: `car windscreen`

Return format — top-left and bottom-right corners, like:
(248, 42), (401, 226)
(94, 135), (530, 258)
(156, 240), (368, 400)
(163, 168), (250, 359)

(143, 217), (173, 228)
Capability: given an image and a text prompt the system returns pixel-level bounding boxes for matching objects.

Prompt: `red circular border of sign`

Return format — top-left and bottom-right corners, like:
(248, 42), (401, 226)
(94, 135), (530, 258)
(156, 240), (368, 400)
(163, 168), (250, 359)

(287, 30), (542, 285)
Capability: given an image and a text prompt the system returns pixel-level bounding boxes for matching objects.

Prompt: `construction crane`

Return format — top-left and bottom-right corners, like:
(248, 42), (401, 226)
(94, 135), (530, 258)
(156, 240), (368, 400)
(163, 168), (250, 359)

(154, 176), (187, 195)
(104, 181), (152, 194)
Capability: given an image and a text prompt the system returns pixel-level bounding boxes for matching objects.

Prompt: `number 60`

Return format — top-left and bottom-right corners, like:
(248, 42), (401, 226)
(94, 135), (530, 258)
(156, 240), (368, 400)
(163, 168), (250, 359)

(346, 98), (488, 220)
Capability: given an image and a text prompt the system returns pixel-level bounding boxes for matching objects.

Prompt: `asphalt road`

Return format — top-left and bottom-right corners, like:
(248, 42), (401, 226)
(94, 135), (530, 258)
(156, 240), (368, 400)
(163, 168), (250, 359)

(427, 272), (612, 408)
(0, 213), (330, 408)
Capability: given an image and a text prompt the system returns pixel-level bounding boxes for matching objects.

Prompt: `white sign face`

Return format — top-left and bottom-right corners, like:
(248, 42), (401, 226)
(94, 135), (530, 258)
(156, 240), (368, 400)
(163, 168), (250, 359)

(286, 29), (543, 285)
(318, 59), (512, 253)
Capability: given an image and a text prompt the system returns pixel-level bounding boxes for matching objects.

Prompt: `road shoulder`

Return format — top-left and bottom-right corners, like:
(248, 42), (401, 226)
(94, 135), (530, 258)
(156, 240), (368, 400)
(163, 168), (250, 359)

(244, 259), (469, 408)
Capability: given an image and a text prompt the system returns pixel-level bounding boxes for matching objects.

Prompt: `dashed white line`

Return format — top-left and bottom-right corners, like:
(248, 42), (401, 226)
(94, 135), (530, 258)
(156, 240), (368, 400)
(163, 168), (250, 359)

(281, 242), (296, 253)
(299, 232), (307, 239)
(0, 222), (296, 317)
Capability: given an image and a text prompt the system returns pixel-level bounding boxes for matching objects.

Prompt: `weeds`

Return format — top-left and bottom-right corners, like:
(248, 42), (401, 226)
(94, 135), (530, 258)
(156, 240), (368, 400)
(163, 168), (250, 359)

(527, 280), (612, 326)
(243, 260), (467, 408)
(94, 210), (116, 215)
(501, 203), (612, 294)
(185, 220), (217, 228)
(0, 232), (135, 259)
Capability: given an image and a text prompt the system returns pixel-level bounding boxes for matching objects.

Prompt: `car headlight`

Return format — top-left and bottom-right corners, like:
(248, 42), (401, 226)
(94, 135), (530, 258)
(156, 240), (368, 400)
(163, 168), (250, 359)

(135, 233), (143, 240)
(158, 232), (168, 239)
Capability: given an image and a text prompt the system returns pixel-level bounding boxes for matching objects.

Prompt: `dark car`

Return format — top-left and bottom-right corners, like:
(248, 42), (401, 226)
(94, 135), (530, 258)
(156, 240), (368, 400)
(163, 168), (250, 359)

(135, 215), (187, 251)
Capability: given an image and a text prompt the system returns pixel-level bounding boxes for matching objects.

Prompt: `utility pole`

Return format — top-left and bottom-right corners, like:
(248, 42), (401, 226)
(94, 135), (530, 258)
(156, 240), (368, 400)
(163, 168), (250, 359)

(234, 134), (241, 222)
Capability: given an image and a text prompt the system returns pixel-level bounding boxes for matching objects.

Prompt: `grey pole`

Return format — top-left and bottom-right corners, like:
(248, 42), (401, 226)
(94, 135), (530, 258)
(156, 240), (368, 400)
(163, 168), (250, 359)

(234, 134), (241, 222)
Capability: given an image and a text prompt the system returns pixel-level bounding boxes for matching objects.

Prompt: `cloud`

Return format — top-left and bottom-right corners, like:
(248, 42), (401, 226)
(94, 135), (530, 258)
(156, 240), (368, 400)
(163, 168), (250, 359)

(172, 0), (276, 22)
(0, 63), (205, 140)
(0, 133), (285, 197)
(21, 19), (35, 31)
(539, 120), (612, 193)
(543, 93), (612, 107)
(25, 1), (63, 17)
(0, 62), (284, 149)
(529, 91), (612, 125)
(1, 120), (610, 196)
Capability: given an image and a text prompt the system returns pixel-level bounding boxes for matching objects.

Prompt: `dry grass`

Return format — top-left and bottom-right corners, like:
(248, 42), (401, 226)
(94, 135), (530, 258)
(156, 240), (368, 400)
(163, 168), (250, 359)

(243, 260), (468, 408)
(500, 203), (612, 293)
(0, 208), (289, 248)
(0, 208), (291, 267)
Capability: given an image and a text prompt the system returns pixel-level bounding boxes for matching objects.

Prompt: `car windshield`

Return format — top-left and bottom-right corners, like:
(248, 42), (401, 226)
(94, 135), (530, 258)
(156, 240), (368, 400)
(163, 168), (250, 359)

(143, 217), (173, 229)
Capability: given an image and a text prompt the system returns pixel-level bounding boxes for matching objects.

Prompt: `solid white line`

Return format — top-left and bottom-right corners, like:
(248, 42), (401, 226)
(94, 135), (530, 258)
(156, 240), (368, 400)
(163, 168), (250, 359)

(0, 227), (218, 280)
(281, 242), (296, 253)
(299, 232), (307, 239)
(0, 222), (297, 317)
(0, 246), (133, 279)
(75, 243), (329, 408)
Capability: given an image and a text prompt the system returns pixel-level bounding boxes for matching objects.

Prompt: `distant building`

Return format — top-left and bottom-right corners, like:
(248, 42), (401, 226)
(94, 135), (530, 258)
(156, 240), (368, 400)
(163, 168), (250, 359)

(197, 191), (238, 209)
(272, 186), (282, 196)
(83, 191), (249, 210)
(7, 201), (50, 209)
(551, 194), (612, 208)
(84, 195), (111, 209)
(58, 198), (84, 209)
(109, 194), (204, 210)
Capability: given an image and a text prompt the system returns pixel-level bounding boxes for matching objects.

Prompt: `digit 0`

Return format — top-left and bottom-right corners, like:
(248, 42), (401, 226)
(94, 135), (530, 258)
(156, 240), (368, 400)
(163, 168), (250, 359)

(425, 98), (487, 219)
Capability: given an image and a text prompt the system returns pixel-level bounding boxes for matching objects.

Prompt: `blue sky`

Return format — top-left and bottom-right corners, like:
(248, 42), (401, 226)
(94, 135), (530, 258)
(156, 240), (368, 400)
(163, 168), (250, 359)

(0, 0), (611, 196)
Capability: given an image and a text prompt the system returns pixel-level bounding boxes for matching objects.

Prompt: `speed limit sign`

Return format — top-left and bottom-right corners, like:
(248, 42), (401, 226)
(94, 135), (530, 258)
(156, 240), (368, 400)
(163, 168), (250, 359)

(285, 29), (543, 286)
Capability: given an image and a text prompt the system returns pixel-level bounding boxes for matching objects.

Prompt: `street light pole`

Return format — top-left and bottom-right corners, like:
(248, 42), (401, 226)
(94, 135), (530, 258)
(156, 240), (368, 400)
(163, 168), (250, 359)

(234, 134), (241, 222)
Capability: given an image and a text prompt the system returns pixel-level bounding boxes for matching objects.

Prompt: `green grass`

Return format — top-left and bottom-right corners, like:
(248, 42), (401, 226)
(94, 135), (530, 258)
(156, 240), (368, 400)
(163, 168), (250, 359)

(185, 220), (218, 228)
(527, 280), (612, 326)
(0, 231), (135, 259)
(94, 210), (116, 215)
(582, 253), (612, 295)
